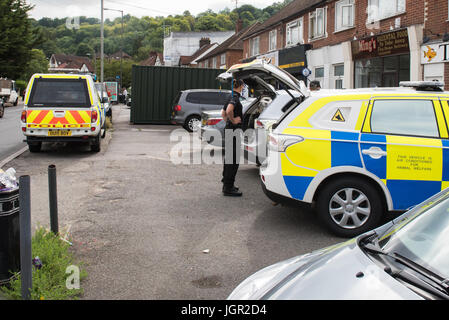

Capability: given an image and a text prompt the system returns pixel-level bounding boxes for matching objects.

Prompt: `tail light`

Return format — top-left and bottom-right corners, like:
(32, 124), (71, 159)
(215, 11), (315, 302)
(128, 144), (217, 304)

(206, 119), (221, 126)
(174, 105), (181, 112)
(268, 133), (304, 152)
(255, 120), (264, 129)
(21, 110), (26, 123)
(91, 110), (98, 123)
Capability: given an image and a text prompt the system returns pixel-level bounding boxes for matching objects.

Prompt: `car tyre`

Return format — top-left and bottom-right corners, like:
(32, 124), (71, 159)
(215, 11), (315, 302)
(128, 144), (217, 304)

(316, 177), (385, 238)
(0, 105), (4, 118)
(91, 133), (101, 152)
(101, 121), (107, 139)
(28, 142), (41, 153)
(184, 115), (201, 133)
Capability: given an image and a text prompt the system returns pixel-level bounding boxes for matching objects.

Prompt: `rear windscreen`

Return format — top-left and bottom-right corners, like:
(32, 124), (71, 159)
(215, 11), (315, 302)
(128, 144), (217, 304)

(28, 78), (91, 107)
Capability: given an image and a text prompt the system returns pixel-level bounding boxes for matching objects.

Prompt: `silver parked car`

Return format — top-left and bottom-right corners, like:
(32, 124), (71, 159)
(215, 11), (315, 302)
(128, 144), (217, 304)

(199, 96), (256, 148)
(228, 188), (449, 300)
(171, 89), (232, 132)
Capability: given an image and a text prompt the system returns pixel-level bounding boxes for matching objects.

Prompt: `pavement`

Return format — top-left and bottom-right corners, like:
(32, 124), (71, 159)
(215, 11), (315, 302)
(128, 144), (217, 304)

(3, 103), (345, 300)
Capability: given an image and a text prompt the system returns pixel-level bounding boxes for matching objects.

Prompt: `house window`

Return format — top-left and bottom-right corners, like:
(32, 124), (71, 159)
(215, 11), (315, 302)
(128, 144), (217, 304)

(333, 64), (344, 89)
(204, 60), (209, 68)
(314, 66), (325, 87)
(309, 8), (327, 40)
(269, 29), (277, 51)
(250, 36), (260, 57)
(212, 56), (217, 69)
(220, 53), (226, 65)
(367, 0), (405, 22)
(286, 18), (303, 46)
(335, 0), (354, 32)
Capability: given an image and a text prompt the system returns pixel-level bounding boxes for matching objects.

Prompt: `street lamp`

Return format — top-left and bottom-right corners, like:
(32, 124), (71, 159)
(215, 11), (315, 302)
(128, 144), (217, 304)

(103, 7), (124, 95)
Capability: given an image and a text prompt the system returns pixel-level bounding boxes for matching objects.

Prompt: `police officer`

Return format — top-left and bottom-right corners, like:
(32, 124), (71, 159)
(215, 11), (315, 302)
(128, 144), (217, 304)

(221, 78), (244, 197)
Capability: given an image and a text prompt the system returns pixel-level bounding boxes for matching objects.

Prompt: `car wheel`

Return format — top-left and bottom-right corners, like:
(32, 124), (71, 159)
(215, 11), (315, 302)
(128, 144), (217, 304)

(316, 177), (385, 238)
(91, 133), (101, 152)
(0, 105), (4, 118)
(184, 115), (201, 133)
(28, 142), (41, 153)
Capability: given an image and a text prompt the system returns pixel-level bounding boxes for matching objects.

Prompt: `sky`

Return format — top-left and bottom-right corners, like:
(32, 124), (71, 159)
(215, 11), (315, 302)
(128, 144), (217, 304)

(27, 0), (279, 19)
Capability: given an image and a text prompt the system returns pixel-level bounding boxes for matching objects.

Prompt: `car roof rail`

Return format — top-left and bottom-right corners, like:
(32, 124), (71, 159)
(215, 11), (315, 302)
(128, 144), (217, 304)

(399, 81), (445, 92)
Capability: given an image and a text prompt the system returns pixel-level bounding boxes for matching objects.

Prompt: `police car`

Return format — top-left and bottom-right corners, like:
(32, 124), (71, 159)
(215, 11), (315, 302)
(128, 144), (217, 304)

(260, 81), (449, 237)
(21, 74), (106, 152)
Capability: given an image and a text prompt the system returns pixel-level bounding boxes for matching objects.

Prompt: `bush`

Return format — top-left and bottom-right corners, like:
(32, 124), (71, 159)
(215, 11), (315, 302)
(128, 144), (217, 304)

(0, 227), (87, 300)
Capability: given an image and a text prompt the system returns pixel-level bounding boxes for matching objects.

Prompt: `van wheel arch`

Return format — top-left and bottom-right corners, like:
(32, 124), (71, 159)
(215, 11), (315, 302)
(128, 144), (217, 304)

(313, 173), (387, 237)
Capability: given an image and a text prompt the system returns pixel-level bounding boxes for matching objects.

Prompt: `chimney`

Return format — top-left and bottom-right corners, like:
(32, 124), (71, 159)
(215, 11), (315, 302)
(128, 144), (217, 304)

(199, 37), (210, 48)
(236, 19), (243, 33)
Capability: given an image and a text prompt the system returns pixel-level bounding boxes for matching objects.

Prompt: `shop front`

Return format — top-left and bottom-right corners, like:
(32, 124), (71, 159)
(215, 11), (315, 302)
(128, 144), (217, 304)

(420, 41), (449, 83)
(352, 29), (410, 88)
(278, 44), (311, 82)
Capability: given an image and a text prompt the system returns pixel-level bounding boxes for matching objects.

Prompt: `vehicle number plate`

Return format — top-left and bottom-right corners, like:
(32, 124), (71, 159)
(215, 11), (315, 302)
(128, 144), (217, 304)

(48, 130), (71, 137)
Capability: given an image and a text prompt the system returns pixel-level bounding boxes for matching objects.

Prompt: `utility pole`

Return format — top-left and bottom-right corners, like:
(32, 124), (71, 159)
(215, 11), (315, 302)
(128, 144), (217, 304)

(104, 7), (124, 92)
(100, 0), (104, 97)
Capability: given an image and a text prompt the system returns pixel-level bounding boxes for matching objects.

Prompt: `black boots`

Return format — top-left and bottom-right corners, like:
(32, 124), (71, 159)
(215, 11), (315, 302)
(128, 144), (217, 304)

(223, 186), (242, 197)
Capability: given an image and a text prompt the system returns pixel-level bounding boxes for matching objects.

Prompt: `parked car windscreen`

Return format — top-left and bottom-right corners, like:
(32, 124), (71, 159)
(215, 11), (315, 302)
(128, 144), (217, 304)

(379, 191), (449, 278)
(28, 78), (91, 107)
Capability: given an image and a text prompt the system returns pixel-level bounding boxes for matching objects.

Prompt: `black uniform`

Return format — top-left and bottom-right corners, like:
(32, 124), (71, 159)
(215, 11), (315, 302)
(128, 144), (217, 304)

(222, 92), (243, 191)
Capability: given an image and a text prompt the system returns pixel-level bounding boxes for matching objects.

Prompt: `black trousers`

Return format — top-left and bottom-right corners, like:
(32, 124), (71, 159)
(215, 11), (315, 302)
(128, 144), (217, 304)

(222, 127), (241, 189)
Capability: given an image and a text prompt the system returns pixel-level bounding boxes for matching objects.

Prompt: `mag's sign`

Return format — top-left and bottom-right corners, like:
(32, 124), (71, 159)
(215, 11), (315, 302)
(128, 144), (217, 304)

(351, 29), (409, 60)
(421, 42), (449, 64)
(104, 82), (118, 102)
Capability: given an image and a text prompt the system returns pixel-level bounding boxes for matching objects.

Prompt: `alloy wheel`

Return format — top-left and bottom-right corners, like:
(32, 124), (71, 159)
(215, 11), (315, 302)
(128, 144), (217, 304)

(328, 188), (371, 229)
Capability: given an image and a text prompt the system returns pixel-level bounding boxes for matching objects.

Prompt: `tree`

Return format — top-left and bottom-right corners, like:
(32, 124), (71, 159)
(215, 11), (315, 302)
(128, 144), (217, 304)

(0, 0), (36, 79)
(21, 49), (48, 82)
(75, 43), (93, 56)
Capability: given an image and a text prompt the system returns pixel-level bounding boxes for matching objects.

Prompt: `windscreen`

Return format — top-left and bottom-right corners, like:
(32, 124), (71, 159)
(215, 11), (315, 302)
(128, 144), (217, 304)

(28, 78), (91, 107)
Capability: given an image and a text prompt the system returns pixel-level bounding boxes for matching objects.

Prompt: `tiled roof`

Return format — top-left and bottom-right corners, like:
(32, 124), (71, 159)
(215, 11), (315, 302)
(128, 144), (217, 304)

(197, 22), (261, 62)
(242, 0), (325, 39)
(139, 52), (164, 66)
(51, 54), (94, 72)
(180, 43), (217, 65)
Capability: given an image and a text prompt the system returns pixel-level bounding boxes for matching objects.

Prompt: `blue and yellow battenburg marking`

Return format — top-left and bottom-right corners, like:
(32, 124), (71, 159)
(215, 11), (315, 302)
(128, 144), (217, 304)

(278, 128), (449, 211)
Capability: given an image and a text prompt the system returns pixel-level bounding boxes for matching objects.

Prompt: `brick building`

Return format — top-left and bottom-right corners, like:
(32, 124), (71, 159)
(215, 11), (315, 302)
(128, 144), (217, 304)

(241, 0), (449, 90)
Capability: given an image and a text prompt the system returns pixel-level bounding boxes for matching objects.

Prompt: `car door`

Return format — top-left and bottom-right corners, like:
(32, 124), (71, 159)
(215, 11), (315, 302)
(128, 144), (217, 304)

(360, 97), (447, 210)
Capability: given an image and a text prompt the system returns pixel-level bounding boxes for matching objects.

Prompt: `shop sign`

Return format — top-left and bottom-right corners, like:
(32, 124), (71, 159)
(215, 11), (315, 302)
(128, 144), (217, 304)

(278, 45), (308, 74)
(352, 29), (409, 60)
(421, 42), (449, 64)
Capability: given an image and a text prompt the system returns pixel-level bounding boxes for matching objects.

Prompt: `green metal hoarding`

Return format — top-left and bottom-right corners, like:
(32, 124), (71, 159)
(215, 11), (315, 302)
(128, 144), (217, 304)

(131, 65), (229, 124)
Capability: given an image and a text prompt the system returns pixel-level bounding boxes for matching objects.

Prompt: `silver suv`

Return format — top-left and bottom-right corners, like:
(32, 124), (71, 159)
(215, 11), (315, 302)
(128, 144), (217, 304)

(171, 89), (231, 132)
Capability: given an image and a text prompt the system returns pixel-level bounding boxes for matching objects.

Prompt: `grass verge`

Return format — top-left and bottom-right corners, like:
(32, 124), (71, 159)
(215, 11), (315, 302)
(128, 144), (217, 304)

(0, 227), (87, 300)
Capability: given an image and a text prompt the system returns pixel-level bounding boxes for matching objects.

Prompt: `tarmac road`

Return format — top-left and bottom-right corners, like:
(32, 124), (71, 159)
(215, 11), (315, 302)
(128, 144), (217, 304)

(4, 104), (357, 300)
(0, 101), (26, 164)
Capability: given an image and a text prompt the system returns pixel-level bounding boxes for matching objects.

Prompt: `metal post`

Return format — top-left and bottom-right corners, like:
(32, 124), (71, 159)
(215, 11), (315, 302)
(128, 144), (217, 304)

(48, 165), (58, 235)
(19, 175), (32, 300)
(101, 0), (104, 86)
(120, 10), (123, 93)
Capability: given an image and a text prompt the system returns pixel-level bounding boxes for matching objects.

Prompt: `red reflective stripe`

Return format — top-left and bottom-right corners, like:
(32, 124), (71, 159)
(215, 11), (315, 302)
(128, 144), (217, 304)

(32, 110), (49, 124)
(70, 111), (86, 124)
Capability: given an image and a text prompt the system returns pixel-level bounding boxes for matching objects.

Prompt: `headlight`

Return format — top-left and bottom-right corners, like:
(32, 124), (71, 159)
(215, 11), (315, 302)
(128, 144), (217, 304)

(227, 253), (318, 300)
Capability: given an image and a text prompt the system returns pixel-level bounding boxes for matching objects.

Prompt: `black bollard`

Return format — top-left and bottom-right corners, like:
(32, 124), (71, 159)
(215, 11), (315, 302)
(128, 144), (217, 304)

(19, 175), (32, 300)
(48, 165), (58, 235)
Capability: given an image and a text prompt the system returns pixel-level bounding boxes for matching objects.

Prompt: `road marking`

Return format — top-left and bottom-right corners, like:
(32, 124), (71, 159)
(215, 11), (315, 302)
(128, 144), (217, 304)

(0, 146), (28, 169)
